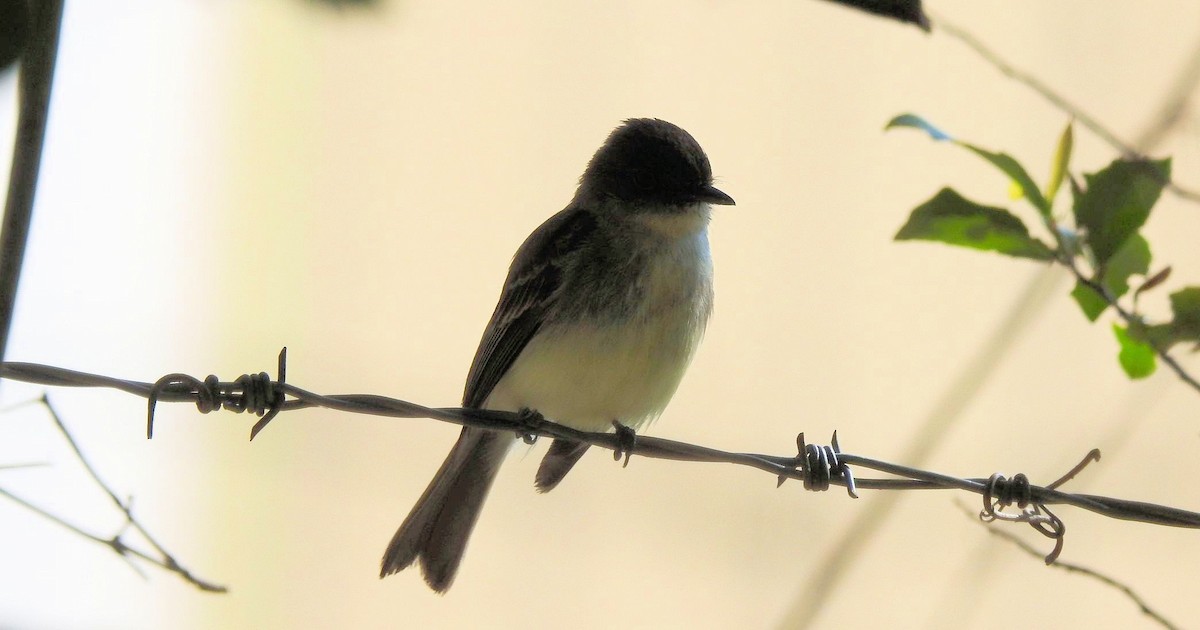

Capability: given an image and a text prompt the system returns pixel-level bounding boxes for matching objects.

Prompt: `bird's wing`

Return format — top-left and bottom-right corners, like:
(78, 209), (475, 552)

(462, 207), (597, 409)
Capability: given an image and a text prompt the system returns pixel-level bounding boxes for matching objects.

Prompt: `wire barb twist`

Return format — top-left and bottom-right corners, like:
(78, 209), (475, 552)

(981, 471), (1069, 564)
(145, 348), (287, 440)
(791, 432), (858, 498)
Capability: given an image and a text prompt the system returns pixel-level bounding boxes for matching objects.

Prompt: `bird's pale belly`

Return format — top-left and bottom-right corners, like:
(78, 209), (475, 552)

(485, 307), (706, 433)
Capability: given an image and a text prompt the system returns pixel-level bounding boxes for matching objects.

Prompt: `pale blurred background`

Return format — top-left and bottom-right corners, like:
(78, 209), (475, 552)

(2, 1), (1199, 628)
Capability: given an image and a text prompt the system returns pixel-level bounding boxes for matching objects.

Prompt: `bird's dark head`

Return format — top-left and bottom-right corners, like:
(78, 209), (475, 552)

(576, 118), (734, 209)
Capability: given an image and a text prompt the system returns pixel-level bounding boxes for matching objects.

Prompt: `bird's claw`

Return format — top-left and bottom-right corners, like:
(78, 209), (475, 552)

(611, 420), (636, 468)
(516, 408), (544, 444)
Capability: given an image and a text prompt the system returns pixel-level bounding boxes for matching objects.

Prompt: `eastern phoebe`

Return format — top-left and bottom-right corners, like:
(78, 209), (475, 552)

(380, 118), (734, 592)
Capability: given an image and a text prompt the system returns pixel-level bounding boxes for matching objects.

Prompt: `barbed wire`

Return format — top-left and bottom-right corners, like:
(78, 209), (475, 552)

(3, 349), (1200, 567)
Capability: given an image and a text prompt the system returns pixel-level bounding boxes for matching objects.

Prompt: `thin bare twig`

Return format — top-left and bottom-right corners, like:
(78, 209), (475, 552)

(1, 395), (227, 592)
(931, 13), (1200, 204)
(0, 462), (47, 470)
(0, 485), (225, 592)
(956, 501), (1179, 630)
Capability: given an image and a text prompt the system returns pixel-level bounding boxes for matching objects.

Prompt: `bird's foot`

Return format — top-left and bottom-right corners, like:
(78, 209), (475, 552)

(611, 420), (636, 468)
(516, 407), (544, 444)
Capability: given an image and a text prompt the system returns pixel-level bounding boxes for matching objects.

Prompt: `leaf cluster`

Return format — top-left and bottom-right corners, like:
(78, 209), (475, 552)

(888, 114), (1200, 379)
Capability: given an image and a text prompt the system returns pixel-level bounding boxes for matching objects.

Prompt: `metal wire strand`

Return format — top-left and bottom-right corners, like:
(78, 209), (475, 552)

(144, 349), (287, 440)
(3, 352), (1200, 549)
(793, 432), (858, 498)
(981, 470), (1071, 563)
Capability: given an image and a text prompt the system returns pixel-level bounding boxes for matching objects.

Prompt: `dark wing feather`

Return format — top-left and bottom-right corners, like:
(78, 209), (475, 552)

(462, 207), (596, 409)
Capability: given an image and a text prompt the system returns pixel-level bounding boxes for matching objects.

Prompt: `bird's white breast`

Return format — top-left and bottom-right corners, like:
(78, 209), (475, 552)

(486, 208), (714, 432)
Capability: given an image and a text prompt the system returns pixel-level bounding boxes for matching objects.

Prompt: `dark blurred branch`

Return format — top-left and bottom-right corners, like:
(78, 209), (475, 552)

(0, 0), (65, 365)
(0, 0), (30, 70)
(1133, 33), (1200, 151)
(817, 0), (930, 31)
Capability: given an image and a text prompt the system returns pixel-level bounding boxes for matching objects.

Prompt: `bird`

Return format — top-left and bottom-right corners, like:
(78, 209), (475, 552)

(380, 118), (734, 592)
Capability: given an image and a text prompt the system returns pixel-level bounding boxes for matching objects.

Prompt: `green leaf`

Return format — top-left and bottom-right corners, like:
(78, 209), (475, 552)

(1104, 234), (1152, 297)
(1068, 234), (1150, 322)
(1113, 324), (1157, 379)
(895, 188), (1056, 260)
(1131, 289), (1200, 351)
(1167, 287), (1200, 344)
(1071, 158), (1171, 265)
(1140, 323), (1175, 350)
(885, 113), (1050, 217)
(1169, 287), (1200, 321)
(959, 145), (1052, 218)
(1046, 121), (1073, 203)
(885, 113), (953, 141)
(1007, 179), (1024, 200)
(1071, 282), (1109, 322)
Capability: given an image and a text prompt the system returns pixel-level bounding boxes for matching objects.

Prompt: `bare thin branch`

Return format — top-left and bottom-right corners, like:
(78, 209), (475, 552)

(931, 13), (1200, 204)
(957, 501), (1180, 630)
(0, 483), (226, 592)
(1, 396), (227, 593)
(1133, 33), (1200, 152)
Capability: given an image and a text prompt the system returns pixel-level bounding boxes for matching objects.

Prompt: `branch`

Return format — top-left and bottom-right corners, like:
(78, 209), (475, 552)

(1132, 32), (1200, 152)
(3, 352), (1199, 561)
(1, 396), (227, 593)
(957, 501), (1180, 630)
(0, 0), (65, 365)
(931, 13), (1200, 204)
(817, 0), (929, 31)
(1062, 255), (1200, 396)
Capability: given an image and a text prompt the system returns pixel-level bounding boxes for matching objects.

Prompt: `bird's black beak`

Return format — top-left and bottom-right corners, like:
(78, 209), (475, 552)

(696, 184), (735, 206)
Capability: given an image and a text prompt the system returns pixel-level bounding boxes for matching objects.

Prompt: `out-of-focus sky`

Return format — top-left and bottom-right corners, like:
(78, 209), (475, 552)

(2, 1), (1199, 628)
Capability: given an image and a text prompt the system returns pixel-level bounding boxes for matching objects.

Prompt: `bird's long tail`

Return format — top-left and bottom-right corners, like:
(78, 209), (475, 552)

(380, 427), (510, 592)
